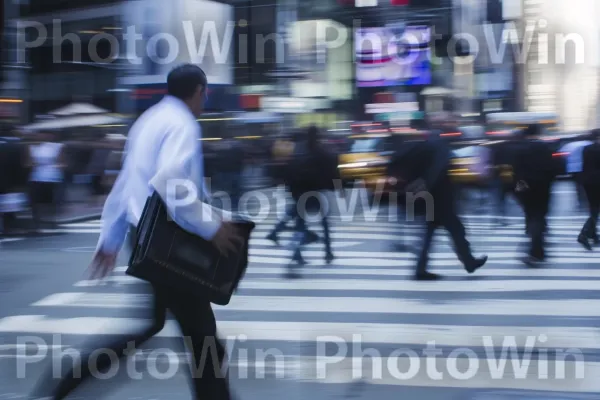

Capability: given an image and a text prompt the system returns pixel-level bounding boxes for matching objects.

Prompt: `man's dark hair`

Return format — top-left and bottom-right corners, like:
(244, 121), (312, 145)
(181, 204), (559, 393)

(167, 64), (207, 100)
(590, 128), (600, 140)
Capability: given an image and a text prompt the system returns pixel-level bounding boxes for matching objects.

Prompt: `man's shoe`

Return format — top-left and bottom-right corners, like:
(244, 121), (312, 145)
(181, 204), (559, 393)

(521, 255), (544, 267)
(325, 252), (335, 264)
(577, 234), (592, 250)
(266, 232), (279, 245)
(465, 255), (488, 274)
(414, 271), (442, 281)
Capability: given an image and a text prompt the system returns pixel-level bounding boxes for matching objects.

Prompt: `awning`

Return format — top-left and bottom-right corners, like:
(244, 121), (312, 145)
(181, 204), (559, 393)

(23, 114), (125, 130)
(49, 103), (109, 116)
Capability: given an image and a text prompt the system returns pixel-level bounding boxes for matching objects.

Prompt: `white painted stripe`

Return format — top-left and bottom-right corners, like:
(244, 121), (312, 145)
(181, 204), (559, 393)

(461, 214), (587, 220)
(40, 229), (101, 234)
(0, 237), (24, 243)
(249, 255), (600, 266)
(64, 219), (587, 229)
(68, 209), (589, 226)
(28, 293), (600, 317)
(248, 249), (598, 260)
(63, 222), (103, 228)
(52, 227), (589, 240)
(45, 226), (592, 244)
(83, 265), (600, 287)
(34, 279), (600, 308)
(237, 280), (600, 292)
(0, 344), (65, 350)
(298, 358), (595, 392)
(113, 265), (600, 278)
(218, 296), (600, 317)
(0, 352), (594, 393)
(250, 225), (586, 236)
(74, 259), (599, 282)
(250, 240), (361, 248)
(0, 316), (598, 350)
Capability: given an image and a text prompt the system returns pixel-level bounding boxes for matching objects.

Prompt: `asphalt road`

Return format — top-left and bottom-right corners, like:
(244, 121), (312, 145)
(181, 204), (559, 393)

(0, 183), (598, 399)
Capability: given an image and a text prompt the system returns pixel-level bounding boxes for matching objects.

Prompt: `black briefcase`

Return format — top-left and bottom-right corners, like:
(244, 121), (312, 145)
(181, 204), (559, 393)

(126, 191), (255, 305)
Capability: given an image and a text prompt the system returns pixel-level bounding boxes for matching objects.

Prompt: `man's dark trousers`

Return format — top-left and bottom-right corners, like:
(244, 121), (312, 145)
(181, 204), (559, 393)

(520, 184), (551, 260)
(33, 226), (231, 400)
(582, 186), (600, 241)
(415, 191), (475, 274)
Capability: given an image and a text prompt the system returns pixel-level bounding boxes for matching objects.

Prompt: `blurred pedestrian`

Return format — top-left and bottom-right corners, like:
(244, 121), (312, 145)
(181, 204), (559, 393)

(27, 131), (65, 231)
(274, 126), (338, 275)
(388, 132), (488, 281)
(577, 129), (600, 249)
(511, 124), (560, 266)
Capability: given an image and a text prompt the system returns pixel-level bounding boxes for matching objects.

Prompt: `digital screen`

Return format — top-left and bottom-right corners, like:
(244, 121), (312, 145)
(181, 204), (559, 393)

(355, 25), (431, 87)
(121, 0), (234, 86)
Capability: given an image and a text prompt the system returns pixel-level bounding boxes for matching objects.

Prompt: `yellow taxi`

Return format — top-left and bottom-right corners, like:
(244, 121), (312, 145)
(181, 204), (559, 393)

(337, 126), (422, 194)
(337, 132), (393, 192)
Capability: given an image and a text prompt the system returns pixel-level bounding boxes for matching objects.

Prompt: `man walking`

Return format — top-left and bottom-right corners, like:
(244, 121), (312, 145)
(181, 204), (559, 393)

(32, 64), (242, 399)
(512, 124), (559, 265)
(578, 129), (600, 249)
(388, 132), (487, 281)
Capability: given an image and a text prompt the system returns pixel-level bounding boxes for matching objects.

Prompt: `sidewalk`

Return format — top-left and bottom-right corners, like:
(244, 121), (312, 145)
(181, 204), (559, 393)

(53, 201), (105, 224)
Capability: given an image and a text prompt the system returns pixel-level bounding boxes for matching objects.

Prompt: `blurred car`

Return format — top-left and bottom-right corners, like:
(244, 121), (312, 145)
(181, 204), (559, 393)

(337, 132), (396, 194)
(447, 126), (490, 186)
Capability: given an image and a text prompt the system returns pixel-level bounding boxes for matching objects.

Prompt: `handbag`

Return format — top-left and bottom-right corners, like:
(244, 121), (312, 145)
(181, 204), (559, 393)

(126, 191), (255, 305)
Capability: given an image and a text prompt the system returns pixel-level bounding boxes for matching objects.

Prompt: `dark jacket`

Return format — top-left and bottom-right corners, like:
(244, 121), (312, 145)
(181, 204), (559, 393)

(511, 140), (558, 188)
(285, 142), (338, 201)
(582, 142), (600, 186)
(0, 140), (30, 194)
(388, 137), (453, 196)
(387, 136), (456, 220)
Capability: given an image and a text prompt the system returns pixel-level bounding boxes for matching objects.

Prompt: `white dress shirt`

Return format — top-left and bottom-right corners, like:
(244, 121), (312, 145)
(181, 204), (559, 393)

(97, 95), (223, 254)
(30, 142), (64, 183)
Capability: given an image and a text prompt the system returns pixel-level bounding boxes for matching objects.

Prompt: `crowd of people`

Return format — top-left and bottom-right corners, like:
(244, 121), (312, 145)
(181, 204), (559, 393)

(23, 63), (600, 400)
(0, 131), (121, 235)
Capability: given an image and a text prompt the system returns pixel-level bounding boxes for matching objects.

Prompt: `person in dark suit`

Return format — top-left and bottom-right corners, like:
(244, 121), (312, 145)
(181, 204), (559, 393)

(578, 129), (600, 249)
(511, 124), (559, 265)
(278, 126), (338, 274)
(488, 137), (522, 225)
(388, 133), (488, 281)
(0, 133), (31, 234)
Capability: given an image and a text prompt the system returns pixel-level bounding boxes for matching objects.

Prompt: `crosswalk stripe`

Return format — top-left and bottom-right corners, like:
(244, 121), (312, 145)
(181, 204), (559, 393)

(62, 220), (589, 230)
(27, 293), (600, 317)
(246, 250), (598, 259)
(67, 257), (599, 280)
(44, 226), (592, 244)
(32, 278), (600, 308)
(112, 265), (600, 278)
(0, 316), (597, 349)
(293, 358), (594, 392)
(249, 257), (600, 266)
(215, 296), (600, 317)
(70, 266), (600, 287)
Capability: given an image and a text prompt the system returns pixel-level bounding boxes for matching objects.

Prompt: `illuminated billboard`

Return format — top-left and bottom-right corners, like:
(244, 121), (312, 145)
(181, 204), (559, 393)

(120, 0), (234, 86)
(355, 25), (431, 87)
